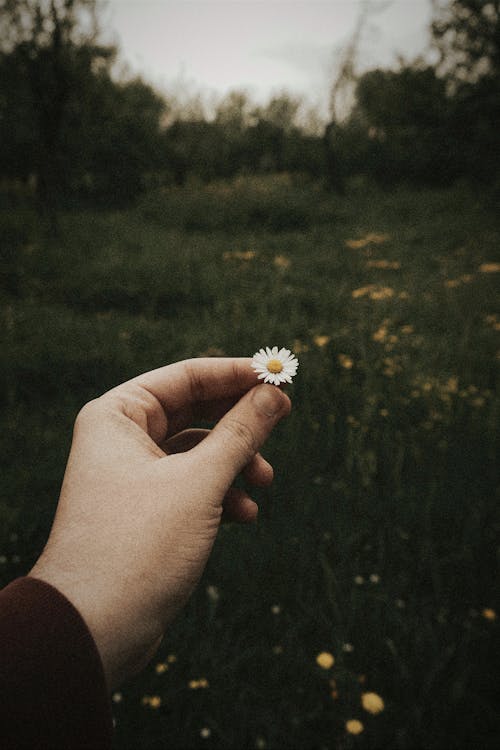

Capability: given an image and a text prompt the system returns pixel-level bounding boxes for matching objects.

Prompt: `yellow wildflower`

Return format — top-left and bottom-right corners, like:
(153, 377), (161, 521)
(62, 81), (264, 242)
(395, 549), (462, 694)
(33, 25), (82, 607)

(346, 719), (364, 735)
(445, 377), (458, 393)
(366, 259), (401, 269)
(274, 254), (290, 270)
(345, 233), (390, 249)
(142, 695), (162, 708)
(484, 314), (500, 330)
(338, 353), (354, 369)
(313, 334), (330, 347)
(366, 233), (390, 244)
(361, 691), (385, 715)
(293, 339), (309, 354)
(383, 357), (399, 377)
(155, 663), (168, 674)
(346, 239), (368, 249)
(352, 284), (395, 301)
(316, 651), (335, 669)
(373, 325), (388, 342)
(352, 285), (375, 299)
(223, 250), (256, 261)
(370, 286), (395, 301)
(479, 263), (500, 273)
(482, 608), (497, 621)
(188, 678), (209, 689)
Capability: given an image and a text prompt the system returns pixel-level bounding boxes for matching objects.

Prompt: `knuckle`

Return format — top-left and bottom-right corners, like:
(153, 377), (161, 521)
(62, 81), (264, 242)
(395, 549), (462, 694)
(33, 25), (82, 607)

(74, 397), (103, 429)
(221, 417), (257, 455)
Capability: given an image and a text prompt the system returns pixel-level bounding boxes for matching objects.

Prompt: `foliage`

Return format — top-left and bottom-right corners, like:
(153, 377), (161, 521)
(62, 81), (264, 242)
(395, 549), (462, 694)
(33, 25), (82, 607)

(431, 1), (500, 182)
(163, 111), (325, 187)
(350, 66), (458, 184)
(432, 0), (500, 82)
(137, 174), (335, 233)
(0, 0), (167, 208)
(1, 177), (499, 749)
(1, 0), (500, 207)
(0, 0), (114, 207)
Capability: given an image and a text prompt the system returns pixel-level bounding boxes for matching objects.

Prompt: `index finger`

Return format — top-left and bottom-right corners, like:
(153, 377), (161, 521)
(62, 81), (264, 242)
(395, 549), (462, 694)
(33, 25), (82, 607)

(130, 357), (257, 413)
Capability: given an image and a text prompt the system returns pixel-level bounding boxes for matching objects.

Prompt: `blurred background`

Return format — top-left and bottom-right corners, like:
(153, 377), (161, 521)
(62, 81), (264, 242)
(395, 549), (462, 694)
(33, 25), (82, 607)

(0, 1), (499, 748)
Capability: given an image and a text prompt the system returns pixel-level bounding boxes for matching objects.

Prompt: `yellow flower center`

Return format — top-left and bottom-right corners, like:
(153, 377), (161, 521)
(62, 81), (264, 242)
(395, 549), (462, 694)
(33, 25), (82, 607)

(267, 358), (283, 374)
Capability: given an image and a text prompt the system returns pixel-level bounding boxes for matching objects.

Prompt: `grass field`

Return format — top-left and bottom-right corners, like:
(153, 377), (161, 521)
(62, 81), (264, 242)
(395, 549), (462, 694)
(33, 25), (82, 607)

(1, 175), (499, 749)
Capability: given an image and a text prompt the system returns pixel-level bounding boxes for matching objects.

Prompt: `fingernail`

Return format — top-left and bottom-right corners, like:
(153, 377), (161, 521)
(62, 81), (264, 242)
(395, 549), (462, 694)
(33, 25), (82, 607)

(252, 384), (284, 417)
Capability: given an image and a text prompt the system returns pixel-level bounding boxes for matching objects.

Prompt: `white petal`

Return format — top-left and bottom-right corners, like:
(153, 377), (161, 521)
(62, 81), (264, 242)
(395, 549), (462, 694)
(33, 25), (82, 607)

(253, 354), (267, 365)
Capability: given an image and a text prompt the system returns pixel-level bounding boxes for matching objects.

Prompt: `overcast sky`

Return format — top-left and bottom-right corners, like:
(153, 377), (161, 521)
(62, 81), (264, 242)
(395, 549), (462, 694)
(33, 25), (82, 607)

(104, 0), (433, 115)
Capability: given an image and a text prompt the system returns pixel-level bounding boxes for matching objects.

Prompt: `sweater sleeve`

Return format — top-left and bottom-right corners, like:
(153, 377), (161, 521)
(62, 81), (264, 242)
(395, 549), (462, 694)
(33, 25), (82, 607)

(0, 576), (114, 750)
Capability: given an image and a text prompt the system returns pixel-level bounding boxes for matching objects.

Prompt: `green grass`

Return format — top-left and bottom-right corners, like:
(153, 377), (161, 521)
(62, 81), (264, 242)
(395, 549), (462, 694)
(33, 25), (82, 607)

(1, 175), (499, 749)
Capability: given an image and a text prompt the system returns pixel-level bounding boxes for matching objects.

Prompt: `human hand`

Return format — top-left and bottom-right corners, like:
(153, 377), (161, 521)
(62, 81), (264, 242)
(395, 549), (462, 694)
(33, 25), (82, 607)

(30, 358), (291, 690)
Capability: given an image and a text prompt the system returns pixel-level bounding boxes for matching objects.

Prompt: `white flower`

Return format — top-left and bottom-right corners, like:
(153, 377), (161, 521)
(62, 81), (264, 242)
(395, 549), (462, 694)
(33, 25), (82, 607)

(251, 346), (299, 385)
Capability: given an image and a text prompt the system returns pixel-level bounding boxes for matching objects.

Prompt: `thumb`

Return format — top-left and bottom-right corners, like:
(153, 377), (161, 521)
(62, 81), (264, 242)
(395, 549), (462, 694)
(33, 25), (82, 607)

(192, 384), (291, 492)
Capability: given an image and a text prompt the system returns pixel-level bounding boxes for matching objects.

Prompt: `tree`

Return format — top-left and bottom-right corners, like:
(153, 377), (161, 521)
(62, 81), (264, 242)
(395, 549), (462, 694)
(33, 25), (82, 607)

(432, 1), (500, 180)
(74, 74), (167, 202)
(346, 65), (456, 185)
(214, 90), (255, 133)
(0, 0), (114, 213)
(324, 0), (391, 191)
(432, 0), (500, 83)
(249, 94), (302, 172)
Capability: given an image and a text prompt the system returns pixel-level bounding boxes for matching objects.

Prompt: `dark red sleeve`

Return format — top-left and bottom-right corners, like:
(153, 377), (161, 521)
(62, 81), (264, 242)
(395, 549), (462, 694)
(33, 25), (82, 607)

(0, 576), (113, 750)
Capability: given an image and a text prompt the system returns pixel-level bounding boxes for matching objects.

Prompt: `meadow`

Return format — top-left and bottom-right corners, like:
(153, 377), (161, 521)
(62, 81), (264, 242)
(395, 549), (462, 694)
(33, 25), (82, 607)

(0, 175), (498, 749)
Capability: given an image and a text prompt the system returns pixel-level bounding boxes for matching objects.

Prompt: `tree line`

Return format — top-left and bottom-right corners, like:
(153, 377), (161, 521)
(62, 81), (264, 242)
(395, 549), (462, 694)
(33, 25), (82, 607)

(0, 0), (499, 210)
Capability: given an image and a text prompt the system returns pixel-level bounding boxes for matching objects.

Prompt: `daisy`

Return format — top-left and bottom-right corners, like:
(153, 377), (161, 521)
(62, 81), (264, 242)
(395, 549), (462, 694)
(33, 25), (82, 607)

(251, 346), (299, 385)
